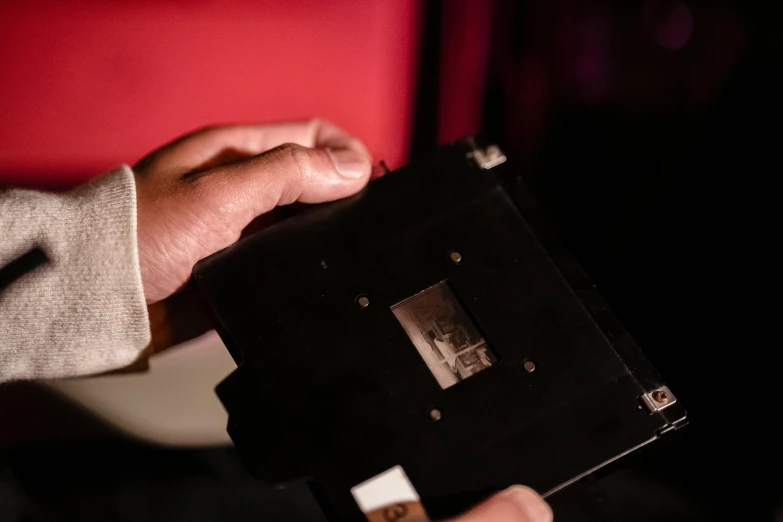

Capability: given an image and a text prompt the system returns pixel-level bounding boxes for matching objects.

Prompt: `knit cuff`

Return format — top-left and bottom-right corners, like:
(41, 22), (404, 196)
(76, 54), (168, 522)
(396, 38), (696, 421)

(0, 166), (151, 381)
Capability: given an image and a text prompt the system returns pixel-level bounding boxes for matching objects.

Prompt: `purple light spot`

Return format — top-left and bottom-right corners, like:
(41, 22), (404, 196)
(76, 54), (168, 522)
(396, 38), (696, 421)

(641, 0), (694, 50)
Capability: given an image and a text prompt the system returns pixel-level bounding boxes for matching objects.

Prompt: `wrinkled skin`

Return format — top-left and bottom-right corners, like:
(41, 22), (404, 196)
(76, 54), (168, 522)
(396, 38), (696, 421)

(134, 119), (371, 303)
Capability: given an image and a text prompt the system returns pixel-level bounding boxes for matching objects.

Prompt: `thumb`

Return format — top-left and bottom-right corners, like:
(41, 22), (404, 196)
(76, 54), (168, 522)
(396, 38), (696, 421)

(449, 487), (552, 522)
(188, 140), (371, 231)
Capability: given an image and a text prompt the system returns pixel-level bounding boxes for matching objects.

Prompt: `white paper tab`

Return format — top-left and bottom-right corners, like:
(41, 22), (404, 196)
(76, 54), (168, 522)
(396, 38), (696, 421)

(351, 465), (419, 512)
(351, 466), (430, 521)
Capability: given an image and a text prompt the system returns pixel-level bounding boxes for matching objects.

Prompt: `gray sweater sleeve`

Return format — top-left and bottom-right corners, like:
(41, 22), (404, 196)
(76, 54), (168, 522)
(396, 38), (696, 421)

(1, 166), (151, 382)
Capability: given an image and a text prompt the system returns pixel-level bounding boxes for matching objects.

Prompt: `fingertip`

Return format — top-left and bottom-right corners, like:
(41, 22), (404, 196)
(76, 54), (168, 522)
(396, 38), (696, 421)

(326, 147), (372, 179)
(320, 142), (372, 200)
(499, 486), (553, 522)
(452, 486), (552, 522)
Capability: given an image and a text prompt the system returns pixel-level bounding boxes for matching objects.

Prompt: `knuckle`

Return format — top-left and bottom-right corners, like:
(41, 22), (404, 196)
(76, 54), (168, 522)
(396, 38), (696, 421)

(307, 118), (324, 142)
(278, 142), (313, 180)
(308, 117), (340, 141)
(193, 123), (226, 136)
(308, 117), (333, 131)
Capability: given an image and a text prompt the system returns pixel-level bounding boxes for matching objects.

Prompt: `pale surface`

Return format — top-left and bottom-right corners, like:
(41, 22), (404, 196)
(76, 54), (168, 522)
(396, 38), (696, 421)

(45, 330), (236, 447)
(352, 466), (421, 514)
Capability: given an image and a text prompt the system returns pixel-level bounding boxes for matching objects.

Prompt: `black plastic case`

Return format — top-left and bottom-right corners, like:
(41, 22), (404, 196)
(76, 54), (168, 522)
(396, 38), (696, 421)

(192, 136), (687, 521)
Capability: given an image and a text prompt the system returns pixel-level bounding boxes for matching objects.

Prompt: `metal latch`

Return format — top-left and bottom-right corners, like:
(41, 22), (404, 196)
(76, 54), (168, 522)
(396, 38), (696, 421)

(466, 137), (507, 170)
(641, 386), (677, 413)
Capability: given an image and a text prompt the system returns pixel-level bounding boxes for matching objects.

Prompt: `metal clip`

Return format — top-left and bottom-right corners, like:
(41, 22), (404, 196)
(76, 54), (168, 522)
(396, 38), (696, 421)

(466, 137), (507, 170)
(641, 386), (677, 413)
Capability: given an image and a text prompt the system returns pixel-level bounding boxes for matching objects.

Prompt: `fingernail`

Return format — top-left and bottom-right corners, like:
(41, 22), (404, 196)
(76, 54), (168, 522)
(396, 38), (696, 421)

(501, 486), (552, 522)
(327, 147), (366, 178)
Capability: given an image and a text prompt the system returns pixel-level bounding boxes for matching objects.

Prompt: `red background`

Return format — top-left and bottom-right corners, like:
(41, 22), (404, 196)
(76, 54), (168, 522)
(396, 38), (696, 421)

(0, 0), (422, 188)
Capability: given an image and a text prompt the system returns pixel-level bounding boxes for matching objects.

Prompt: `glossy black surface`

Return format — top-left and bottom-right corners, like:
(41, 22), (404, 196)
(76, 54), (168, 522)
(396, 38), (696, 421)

(193, 139), (686, 521)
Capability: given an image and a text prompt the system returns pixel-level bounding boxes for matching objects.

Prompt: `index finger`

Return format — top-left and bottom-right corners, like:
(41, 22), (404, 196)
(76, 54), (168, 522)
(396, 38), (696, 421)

(136, 119), (370, 174)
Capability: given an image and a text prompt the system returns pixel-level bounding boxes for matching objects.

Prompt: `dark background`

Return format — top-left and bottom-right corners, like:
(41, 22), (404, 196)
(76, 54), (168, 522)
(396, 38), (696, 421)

(478, 1), (778, 520)
(2, 0), (779, 520)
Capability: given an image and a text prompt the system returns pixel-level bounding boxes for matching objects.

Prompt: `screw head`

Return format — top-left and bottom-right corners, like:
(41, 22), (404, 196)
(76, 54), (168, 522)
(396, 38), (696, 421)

(652, 390), (669, 404)
(523, 360), (536, 373)
(449, 251), (463, 264)
(356, 296), (370, 308)
(429, 408), (442, 422)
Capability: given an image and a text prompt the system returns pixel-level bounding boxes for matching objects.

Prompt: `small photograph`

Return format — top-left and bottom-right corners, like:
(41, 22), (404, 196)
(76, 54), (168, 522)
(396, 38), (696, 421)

(392, 282), (497, 389)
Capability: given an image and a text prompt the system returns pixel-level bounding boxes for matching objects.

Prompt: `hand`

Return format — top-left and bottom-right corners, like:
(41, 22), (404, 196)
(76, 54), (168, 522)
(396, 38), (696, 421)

(450, 487), (552, 522)
(134, 119), (372, 304)
(364, 486), (551, 522)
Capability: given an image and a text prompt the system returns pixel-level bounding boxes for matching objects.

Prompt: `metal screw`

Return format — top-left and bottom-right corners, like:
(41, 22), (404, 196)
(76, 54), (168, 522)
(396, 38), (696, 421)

(652, 390), (669, 404)
(357, 296), (370, 308)
(523, 360), (536, 373)
(449, 251), (463, 264)
(429, 408), (442, 422)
